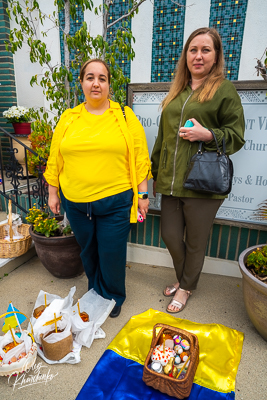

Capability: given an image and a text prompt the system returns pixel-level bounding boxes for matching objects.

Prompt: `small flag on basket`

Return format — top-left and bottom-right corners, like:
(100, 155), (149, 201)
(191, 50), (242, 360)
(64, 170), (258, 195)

(2, 302), (26, 333)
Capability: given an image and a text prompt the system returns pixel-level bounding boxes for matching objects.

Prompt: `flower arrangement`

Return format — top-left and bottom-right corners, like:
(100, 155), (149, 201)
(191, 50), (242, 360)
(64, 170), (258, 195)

(27, 120), (53, 177)
(25, 207), (49, 224)
(3, 106), (32, 123)
(26, 205), (72, 238)
(246, 246), (267, 278)
(33, 216), (60, 238)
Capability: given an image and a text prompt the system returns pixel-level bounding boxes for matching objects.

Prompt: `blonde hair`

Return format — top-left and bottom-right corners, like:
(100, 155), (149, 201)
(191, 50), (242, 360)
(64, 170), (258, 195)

(162, 27), (225, 110)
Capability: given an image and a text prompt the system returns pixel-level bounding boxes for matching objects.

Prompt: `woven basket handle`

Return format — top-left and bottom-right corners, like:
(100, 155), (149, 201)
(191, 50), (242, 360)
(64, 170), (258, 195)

(151, 323), (173, 349)
(0, 311), (34, 341)
(8, 199), (13, 242)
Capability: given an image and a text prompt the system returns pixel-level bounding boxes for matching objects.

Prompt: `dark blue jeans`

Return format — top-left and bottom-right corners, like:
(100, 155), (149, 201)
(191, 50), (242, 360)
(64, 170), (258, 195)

(60, 189), (133, 306)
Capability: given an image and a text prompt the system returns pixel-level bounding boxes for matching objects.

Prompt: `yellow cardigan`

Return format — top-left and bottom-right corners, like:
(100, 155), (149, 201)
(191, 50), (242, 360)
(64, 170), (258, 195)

(44, 100), (151, 223)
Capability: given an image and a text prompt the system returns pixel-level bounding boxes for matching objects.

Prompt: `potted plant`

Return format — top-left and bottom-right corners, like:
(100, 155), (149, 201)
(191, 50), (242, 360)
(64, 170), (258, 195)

(27, 120), (53, 177)
(27, 206), (84, 279)
(238, 201), (267, 341)
(3, 105), (32, 134)
(255, 48), (267, 82)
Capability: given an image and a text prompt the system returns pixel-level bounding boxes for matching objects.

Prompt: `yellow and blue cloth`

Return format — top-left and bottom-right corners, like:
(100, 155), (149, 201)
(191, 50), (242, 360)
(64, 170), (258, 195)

(2, 303), (26, 333)
(76, 309), (244, 400)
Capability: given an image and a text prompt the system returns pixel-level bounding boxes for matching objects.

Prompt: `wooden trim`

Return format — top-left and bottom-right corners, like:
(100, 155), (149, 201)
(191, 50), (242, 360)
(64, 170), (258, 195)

(127, 80), (267, 108)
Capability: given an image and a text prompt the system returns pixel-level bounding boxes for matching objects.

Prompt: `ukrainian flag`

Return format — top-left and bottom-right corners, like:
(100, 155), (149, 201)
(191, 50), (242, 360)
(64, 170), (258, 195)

(76, 309), (244, 400)
(2, 303), (27, 333)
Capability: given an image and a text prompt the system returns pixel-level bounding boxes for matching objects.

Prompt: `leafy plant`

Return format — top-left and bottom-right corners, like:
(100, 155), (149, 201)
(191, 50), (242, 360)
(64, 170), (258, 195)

(246, 246), (267, 277)
(27, 119), (53, 177)
(26, 206), (49, 224)
(255, 48), (267, 82)
(5, 0), (146, 122)
(33, 216), (61, 238)
(62, 224), (72, 236)
(26, 205), (72, 237)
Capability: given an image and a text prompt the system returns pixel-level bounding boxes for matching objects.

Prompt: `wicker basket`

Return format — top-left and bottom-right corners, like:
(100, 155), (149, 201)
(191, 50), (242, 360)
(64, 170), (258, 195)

(0, 311), (37, 376)
(143, 323), (199, 399)
(0, 223), (32, 258)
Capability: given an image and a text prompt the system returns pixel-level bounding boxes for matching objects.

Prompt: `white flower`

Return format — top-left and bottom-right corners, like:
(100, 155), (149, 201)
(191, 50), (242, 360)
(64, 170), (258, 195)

(2, 105), (31, 122)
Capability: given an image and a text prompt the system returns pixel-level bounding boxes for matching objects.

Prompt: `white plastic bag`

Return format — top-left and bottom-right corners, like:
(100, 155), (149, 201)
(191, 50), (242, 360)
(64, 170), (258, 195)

(37, 314), (81, 365)
(28, 286), (76, 343)
(38, 314), (71, 344)
(0, 330), (32, 364)
(64, 289), (115, 348)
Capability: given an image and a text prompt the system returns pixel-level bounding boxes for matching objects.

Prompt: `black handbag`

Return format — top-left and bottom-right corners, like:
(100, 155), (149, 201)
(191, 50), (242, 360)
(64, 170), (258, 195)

(183, 129), (233, 195)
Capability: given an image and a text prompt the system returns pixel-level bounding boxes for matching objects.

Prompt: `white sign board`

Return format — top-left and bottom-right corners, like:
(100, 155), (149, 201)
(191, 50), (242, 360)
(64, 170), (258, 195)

(132, 88), (267, 223)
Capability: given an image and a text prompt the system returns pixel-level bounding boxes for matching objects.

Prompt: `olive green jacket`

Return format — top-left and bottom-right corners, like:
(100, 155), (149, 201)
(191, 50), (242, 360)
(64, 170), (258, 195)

(151, 79), (245, 199)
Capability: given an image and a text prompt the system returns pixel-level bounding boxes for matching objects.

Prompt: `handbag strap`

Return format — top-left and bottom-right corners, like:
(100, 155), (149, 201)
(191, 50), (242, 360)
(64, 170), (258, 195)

(197, 129), (226, 154)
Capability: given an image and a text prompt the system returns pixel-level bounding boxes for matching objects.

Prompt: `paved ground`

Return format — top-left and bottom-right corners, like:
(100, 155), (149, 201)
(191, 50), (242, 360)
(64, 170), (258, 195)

(0, 252), (266, 400)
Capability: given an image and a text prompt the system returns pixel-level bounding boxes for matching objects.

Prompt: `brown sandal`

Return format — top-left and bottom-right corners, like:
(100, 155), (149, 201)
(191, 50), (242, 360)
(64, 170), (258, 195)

(163, 284), (179, 297)
(166, 288), (192, 313)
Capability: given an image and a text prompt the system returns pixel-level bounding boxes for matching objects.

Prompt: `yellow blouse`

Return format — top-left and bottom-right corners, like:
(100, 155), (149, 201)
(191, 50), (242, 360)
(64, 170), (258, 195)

(59, 104), (132, 202)
(44, 100), (151, 223)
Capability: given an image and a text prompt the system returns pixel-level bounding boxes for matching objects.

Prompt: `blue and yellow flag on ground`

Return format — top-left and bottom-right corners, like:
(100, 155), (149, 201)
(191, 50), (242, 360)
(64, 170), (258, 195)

(2, 303), (27, 333)
(76, 309), (244, 400)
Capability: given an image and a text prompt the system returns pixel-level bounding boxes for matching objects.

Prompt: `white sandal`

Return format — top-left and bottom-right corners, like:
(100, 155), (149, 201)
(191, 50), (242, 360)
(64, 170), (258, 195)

(163, 284), (179, 297)
(167, 289), (192, 313)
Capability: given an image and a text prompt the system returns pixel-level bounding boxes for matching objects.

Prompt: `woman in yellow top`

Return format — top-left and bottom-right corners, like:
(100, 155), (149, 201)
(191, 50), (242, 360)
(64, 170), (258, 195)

(44, 59), (151, 318)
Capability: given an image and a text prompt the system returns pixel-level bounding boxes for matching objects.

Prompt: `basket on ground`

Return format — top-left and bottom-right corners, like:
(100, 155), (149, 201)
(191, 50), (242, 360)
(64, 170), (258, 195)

(0, 311), (37, 376)
(0, 223), (32, 258)
(143, 323), (199, 399)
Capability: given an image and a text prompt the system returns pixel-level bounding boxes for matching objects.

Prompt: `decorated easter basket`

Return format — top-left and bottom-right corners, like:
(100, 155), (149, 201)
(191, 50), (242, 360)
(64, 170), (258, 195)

(0, 311), (37, 376)
(142, 323), (199, 399)
(0, 200), (32, 259)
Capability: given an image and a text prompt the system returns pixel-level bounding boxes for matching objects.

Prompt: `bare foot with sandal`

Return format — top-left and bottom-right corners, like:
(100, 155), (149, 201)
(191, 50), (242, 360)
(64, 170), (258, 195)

(167, 288), (192, 313)
(163, 282), (180, 297)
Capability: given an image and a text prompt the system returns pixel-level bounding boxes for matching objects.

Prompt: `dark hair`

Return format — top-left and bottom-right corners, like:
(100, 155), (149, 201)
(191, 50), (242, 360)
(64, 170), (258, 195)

(79, 58), (111, 84)
(162, 27), (225, 109)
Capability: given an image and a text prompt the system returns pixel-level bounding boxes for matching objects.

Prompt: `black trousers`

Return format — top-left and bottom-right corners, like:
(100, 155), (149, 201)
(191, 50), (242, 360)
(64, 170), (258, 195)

(161, 195), (223, 291)
(60, 189), (133, 306)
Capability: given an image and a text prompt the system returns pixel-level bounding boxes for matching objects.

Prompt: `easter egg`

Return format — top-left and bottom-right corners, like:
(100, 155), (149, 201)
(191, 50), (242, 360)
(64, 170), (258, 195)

(180, 339), (190, 350)
(174, 355), (181, 365)
(18, 352), (27, 359)
(173, 335), (182, 345)
(174, 344), (183, 354)
(180, 351), (189, 362)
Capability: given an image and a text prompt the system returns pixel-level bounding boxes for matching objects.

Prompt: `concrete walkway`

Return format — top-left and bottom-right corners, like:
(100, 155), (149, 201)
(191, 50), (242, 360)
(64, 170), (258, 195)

(0, 251), (266, 400)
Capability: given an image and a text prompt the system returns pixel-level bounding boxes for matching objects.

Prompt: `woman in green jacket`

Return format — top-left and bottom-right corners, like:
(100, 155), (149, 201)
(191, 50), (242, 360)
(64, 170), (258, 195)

(151, 27), (245, 313)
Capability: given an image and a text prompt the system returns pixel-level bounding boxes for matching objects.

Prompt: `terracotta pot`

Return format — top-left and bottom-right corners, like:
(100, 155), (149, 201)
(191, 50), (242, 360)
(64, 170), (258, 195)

(12, 122), (31, 135)
(238, 244), (267, 341)
(29, 217), (84, 279)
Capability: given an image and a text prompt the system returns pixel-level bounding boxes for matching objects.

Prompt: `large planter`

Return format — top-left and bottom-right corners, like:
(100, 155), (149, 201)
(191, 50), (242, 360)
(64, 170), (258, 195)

(29, 221), (84, 279)
(238, 244), (267, 341)
(12, 122), (31, 135)
(11, 134), (31, 176)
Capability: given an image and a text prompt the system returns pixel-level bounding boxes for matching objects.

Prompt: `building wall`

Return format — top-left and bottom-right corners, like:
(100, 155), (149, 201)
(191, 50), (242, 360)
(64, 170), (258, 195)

(2, 0), (265, 111)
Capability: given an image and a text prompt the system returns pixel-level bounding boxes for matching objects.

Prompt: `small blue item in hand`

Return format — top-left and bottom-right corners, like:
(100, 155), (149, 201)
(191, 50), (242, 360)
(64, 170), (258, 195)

(184, 120), (194, 127)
